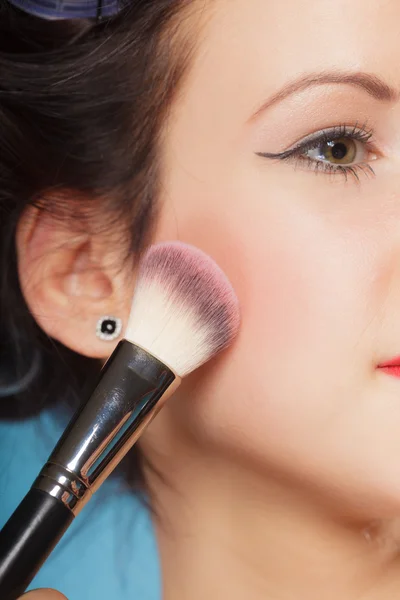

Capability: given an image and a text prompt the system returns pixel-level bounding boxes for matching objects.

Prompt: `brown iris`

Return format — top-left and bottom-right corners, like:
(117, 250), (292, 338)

(321, 137), (356, 165)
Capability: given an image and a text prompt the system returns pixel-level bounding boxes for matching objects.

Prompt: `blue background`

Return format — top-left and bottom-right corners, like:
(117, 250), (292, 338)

(0, 412), (160, 599)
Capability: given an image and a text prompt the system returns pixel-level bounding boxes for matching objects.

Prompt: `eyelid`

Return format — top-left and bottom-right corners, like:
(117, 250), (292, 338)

(258, 123), (377, 161)
(256, 122), (380, 183)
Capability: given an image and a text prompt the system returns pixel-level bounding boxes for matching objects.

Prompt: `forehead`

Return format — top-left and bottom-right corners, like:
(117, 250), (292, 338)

(187, 0), (400, 108)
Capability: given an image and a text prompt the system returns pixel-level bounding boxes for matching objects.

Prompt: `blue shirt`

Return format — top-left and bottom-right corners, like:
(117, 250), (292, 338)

(0, 412), (161, 599)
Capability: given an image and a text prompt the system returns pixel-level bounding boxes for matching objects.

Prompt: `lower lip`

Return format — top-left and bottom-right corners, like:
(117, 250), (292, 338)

(378, 366), (400, 378)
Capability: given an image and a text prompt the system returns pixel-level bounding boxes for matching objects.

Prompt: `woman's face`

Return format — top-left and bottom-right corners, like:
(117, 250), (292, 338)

(150, 0), (400, 517)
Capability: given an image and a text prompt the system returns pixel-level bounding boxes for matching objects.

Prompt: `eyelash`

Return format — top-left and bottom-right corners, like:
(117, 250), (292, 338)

(257, 123), (377, 182)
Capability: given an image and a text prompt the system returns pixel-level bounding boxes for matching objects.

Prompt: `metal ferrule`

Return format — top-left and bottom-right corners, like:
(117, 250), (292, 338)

(33, 341), (181, 515)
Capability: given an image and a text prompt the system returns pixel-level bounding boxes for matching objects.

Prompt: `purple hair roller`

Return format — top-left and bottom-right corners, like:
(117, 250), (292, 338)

(6, 0), (123, 19)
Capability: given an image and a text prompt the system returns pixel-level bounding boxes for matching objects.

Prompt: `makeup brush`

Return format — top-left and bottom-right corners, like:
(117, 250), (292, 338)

(0, 241), (240, 600)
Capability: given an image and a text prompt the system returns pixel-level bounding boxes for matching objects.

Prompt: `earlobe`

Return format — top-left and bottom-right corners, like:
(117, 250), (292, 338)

(16, 205), (131, 359)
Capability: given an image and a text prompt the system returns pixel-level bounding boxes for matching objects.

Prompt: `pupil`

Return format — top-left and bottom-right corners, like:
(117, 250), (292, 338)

(101, 319), (116, 334)
(330, 142), (347, 160)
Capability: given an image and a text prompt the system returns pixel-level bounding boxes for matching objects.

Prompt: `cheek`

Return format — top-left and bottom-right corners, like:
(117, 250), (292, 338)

(166, 202), (366, 463)
(155, 154), (384, 484)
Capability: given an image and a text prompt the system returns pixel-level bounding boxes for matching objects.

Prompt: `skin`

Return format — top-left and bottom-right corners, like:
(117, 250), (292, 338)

(20, 592), (66, 600)
(15, 0), (400, 598)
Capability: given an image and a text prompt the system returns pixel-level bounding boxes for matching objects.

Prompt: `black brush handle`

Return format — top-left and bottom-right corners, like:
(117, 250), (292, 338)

(0, 487), (74, 600)
(0, 342), (178, 600)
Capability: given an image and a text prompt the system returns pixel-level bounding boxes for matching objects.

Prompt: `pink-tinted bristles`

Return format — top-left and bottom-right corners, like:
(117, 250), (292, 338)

(125, 242), (240, 377)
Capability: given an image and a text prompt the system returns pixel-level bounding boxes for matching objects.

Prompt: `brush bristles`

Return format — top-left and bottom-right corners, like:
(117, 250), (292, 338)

(125, 242), (240, 377)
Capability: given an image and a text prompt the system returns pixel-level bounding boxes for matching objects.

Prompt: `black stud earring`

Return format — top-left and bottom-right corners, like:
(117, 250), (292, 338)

(96, 316), (122, 341)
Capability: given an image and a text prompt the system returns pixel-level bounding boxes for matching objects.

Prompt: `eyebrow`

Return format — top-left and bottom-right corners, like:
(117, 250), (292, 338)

(252, 71), (399, 118)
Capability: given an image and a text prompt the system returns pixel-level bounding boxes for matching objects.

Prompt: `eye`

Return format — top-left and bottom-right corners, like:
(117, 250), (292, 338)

(257, 124), (378, 182)
(306, 136), (364, 166)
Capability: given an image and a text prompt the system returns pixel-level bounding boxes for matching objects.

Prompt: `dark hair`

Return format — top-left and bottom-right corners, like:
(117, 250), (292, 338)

(0, 0), (195, 490)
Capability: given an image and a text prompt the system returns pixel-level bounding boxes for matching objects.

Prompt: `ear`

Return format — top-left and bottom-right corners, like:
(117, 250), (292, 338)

(16, 205), (135, 359)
